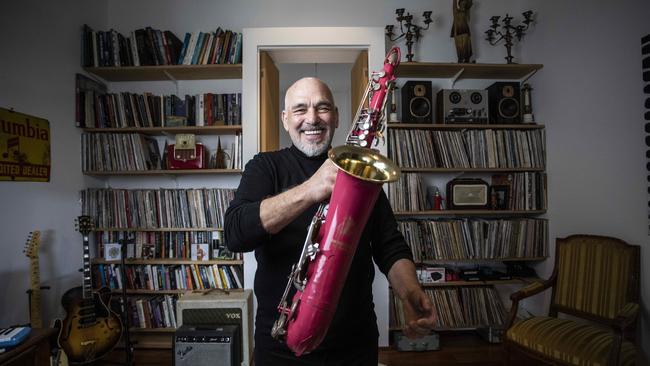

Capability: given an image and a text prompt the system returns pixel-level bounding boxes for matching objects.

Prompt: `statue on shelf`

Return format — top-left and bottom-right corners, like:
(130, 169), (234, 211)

(451, 0), (474, 63)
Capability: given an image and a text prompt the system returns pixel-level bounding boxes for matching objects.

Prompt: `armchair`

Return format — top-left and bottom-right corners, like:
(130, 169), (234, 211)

(504, 234), (640, 365)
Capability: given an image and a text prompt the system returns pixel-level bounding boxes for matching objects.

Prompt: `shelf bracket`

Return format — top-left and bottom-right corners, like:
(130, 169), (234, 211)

(521, 69), (539, 84)
(163, 70), (180, 94)
(451, 68), (465, 88)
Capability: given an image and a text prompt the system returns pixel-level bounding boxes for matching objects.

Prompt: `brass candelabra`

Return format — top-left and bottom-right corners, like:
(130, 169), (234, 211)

(484, 11), (534, 64)
(386, 8), (433, 62)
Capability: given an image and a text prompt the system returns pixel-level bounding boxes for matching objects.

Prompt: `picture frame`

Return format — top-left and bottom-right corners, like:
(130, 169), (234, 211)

(490, 185), (510, 210)
(191, 243), (210, 261)
(103, 243), (121, 261)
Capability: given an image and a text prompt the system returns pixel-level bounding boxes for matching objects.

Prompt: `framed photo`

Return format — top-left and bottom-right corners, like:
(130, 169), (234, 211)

(491, 185), (510, 210)
(104, 243), (121, 261)
(191, 243), (210, 261)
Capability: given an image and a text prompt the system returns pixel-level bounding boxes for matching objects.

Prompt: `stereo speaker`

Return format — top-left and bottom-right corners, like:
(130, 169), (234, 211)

(177, 290), (253, 366)
(401, 80), (433, 123)
(486, 82), (521, 123)
(173, 325), (239, 366)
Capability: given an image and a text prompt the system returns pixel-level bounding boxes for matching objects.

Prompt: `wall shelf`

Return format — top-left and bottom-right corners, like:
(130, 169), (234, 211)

(83, 169), (242, 176)
(395, 62), (542, 81)
(83, 126), (242, 135)
(84, 64), (242, 82)
(388, 123), (545, 130)
(394, 210), (546, 217)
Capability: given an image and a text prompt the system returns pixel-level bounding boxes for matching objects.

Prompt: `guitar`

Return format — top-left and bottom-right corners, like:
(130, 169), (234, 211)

(23, 231), (43, 328)
(57, 216), (122, 364)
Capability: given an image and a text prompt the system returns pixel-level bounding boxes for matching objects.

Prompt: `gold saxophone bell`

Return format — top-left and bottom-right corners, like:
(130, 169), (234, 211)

(328, 145), (401, 184)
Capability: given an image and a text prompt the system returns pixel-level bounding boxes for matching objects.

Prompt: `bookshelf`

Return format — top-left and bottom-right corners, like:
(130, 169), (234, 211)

(78, 25), (244, 349)
(387, 63), (548, 340)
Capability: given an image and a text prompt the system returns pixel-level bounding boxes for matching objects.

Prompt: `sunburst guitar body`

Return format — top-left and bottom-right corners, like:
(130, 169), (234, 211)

(57, 216), (122, 364)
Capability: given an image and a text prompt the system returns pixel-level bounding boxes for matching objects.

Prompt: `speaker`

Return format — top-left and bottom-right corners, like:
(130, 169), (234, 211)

(436, 89), (489, 124)
(177, 290), (253, 366)
(486, 82), (521, 123)
(401, 80), (433, 123)
(174, 325), (240, 366)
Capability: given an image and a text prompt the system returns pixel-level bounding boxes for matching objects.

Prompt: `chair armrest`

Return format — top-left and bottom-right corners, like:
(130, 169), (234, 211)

(505, 279), (554, 330)
(613, 302), (639, 330)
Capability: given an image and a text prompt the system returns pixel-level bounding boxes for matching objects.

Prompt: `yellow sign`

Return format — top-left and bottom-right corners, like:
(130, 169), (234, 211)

(0, 108), (51, 182)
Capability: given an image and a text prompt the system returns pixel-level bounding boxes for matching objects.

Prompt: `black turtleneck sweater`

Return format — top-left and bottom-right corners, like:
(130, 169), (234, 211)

(224, 145), (412, 353)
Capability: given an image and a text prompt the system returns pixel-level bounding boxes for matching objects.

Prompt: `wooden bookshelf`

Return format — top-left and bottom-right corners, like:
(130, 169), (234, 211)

(394, 209), (546, 217)
(94, 227), (223, 232)
(129, 327), (176, 333)
(83, 169), (241, 176)
(84, 64), (242, 81)
(387, 123), (545, 130)
(111, 289), (244, 295)
(93, 259), (243, 265)
(395, 62), (542, 80)
(417, 257), (547, 264)
(83, 125), (242, 135)
(419, 277), (541, 287)
(399, 167), (545, 173)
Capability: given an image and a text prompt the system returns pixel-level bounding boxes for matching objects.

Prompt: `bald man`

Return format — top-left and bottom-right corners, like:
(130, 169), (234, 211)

(225, 77), (435, 366)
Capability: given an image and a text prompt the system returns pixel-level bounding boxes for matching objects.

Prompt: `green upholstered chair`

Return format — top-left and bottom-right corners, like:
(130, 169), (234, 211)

(504, 235), (640, 366)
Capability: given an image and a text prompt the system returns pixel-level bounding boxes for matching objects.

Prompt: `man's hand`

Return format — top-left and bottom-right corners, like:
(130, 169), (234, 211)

(304, 159), (338, 203)
(402, 288), (437, 339)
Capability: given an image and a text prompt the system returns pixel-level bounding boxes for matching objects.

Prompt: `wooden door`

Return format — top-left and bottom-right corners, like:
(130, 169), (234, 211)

(350, 50), (368, 119)
(259, 51), (280, 152)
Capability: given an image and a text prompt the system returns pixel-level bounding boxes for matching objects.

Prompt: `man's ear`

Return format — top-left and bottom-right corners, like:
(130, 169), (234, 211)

(281, 110), (289, 131)
(334, 107), (339, 129)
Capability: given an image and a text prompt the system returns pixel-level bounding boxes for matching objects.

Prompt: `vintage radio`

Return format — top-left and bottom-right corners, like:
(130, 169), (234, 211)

(166, 134), (207, 169)
(446, 178), (489, 209)
(486, 82), (521, 123)
(177, 290), (253, 366)
(173, 325), (240, 366)
(401, 80), (433, 123)
(436, 89), (488, 124)
(417, 267), (445, 284)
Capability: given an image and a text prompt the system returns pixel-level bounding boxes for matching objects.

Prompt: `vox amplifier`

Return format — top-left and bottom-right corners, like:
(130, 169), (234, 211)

(177, 290), (253, 366)
(436, 89), (488, 124)
(173, 325), (240, 366)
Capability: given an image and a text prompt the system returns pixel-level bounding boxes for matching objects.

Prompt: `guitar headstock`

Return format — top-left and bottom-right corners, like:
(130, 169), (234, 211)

(23, 231), (41, 259)
(75, 215), (95, 236)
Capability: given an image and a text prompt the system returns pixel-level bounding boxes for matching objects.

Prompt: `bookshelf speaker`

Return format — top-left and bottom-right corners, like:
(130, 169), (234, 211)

(486, 82), (521, 123)
(401, 80), (433, 123)
(177, 290), (253, 366)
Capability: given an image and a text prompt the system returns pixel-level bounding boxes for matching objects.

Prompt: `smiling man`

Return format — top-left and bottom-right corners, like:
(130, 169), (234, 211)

(224, 77), (436, 366)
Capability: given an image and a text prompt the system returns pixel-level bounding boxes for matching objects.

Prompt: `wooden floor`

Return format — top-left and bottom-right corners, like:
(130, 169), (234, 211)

(98, 333), (542, 366)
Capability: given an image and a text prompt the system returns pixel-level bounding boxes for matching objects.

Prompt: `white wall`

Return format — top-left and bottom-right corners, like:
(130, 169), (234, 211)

(1, 0), (648, 358)
(0, 0), (107, 326)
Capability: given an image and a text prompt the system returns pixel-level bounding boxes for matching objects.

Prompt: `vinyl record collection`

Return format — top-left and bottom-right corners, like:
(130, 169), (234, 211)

(397, 218), (548, 261)
(388, 173), (428, 212)
(80, 188), (235, 229)
(82, 133), (161, 172)
(388, 129), (545, 169)
(94, 263), (244, 291)
(390, 286), (506, 329)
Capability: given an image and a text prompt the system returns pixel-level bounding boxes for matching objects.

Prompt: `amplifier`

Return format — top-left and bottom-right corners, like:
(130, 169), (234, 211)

(436, 89), (489, 124)
(177, 290), (253, 366)
(173, 325), (240, 366)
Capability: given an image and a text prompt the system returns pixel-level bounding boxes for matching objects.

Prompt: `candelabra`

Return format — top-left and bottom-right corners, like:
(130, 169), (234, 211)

(386, 8), (433, 62)
(484, 10), (534, 64)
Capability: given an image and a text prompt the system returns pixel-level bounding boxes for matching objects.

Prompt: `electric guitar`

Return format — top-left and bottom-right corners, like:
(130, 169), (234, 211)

(57, 216), (122, 364)
(23, 231), (43, 328)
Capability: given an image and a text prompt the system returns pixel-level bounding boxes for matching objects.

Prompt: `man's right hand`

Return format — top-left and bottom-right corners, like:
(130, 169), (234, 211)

(304, 158), (338, 204)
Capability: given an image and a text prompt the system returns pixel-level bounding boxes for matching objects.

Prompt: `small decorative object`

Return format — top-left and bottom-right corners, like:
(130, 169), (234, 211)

(451, 0), (474, 63)
(215, 137), (229, 169)
(446, 178), (489, 209)
(104, 243), (121, 261)
(388, 86), (399, 123)
(484, 10), (535, 64)
(191, 243), (210, 261)
(490, 185), (510, 210)
(386, 8), (433, 62)
(521, 83), (535, 123)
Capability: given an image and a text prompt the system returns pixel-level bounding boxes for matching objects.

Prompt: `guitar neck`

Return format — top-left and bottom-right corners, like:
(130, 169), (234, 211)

(29, 256), (43, 328)
(82, 234), (93, 299)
